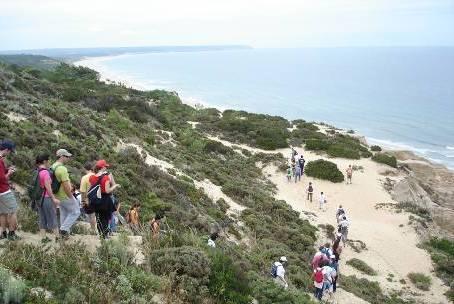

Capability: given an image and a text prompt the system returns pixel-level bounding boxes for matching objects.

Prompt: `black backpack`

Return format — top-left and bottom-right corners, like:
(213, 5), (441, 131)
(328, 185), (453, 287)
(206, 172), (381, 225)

(87, 173), (108, 206)
(49, 164), (63, 194)
(27, 168), (48, 202)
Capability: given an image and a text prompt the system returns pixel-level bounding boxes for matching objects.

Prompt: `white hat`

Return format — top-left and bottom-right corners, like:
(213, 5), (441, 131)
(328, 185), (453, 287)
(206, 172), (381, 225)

(280, 256), (287, 262)
(56, 149), (72, 157)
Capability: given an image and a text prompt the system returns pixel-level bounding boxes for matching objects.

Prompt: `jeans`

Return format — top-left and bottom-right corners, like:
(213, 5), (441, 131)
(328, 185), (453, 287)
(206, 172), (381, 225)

(314, 287), (323, 300)
(294, 172), (301, 182)
(59, 197), (80, 232)
(307, 192), (313, 202)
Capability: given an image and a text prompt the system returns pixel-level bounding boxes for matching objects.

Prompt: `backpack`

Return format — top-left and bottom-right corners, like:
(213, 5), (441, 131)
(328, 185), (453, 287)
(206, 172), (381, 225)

(87, 173), (108, 206)
(314, 269), (324, 283)
(49, 164), (63, 194)
(308, 185), (313, 193)
(271, 263), (279, 278)
(28, 168), (47, 202)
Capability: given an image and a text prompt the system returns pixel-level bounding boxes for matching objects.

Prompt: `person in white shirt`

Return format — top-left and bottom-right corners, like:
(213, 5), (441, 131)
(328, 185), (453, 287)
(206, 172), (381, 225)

(273, 256), (288, 289)
(338, 216), (350, 244)
(207, 232), (218, 248)
(319, 192), (327, 211)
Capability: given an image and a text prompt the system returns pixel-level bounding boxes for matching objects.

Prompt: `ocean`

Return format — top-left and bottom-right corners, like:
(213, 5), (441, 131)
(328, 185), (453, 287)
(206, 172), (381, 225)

(76, 47), (454, 169)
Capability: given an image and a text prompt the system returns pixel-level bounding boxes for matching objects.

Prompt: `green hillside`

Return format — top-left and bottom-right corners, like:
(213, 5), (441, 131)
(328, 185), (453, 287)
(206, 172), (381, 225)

(0, 60), (320, 303)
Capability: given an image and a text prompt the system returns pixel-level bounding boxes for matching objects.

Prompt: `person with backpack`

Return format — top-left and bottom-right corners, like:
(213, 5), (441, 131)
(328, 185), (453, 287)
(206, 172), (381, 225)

(299, 156), (305, 175)
(322, 263), (337, 299)
(33, 154), (60, 242)
(271, 256), (288, 289)
(338, 216), (350, 245)
(346, 165), (353, 184)
(329, 255), (339, 293)
(0, 140), (20, 240)
(306, 182), (314, 202)
(79, 161), (96, 233)
(88, 159), (120, 239)
(336, 205), (345, 223)
(294, 162), (302, 183)
(313, 265), (324, 301)
(51, 149), (80, 239)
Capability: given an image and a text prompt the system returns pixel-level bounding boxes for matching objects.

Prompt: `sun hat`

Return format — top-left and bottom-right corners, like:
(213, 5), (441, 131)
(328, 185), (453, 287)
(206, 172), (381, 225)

(56, 149), (72, 157)
(95, 159), (110, 169)
(0, 140), (16, 153)
(280, 256), (288, 262)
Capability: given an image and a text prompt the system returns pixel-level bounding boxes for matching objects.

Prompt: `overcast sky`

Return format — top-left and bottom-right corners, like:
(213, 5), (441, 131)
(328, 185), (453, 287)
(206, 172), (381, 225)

(1, 0), (453, 50)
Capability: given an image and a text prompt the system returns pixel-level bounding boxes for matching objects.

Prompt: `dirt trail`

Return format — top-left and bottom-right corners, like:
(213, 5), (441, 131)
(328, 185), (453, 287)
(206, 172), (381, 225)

(263, 146), (449, 304)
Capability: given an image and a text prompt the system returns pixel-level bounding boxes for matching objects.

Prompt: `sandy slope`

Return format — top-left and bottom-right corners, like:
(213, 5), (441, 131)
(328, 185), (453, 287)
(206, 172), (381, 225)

(262, 146), (449, 304)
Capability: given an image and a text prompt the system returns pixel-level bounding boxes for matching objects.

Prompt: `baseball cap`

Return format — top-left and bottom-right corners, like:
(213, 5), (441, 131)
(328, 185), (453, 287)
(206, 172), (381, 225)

(56, 149), (72, 157)
(0, 140), (16, 153)
(95, 159), (110, 169)
(280, 256), (288, 262)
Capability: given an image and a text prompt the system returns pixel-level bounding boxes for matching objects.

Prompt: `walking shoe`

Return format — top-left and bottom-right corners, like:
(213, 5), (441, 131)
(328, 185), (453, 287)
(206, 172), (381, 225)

(59, 230), (70, 240)
(7, 231), (21, 241)
(0, 231), (7, 239)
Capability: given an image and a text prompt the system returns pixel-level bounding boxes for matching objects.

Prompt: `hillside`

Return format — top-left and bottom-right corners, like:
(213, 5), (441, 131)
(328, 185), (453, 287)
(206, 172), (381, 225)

(0, 59), (452, 304)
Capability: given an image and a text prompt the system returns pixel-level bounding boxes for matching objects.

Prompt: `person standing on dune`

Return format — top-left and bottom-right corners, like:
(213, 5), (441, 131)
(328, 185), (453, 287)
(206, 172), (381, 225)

(346, 165), (353, 184)
(319, 192), (327, 211)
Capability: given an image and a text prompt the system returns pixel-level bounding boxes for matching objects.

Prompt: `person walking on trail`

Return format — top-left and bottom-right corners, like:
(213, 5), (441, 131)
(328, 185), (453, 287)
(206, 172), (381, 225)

(313, 265), (324, 301)
(338, 216), (350, 245)
(88, 159), (120, 239)
(332, 233), (343, 260)
(207, 232), (219, 248)
(319, 192), (327, 211)
(306, 182), (314, 202)
(294, 162), (302, 183)
(128, 203), (140, 235)
(150, 213), (162, 240)
(336, 205), (345, 223)
(311, 246), (329, 270)
(0, 140), (20, 240)
(286, 166), (292, 182)
(322, 263), (337, 299)
(35, 154), (60, 242)
(79, 161), (96, 233)
(329, 255), (339, 293)
(299, 156), (306, 174)
(51, 149), (80, 239)
(271, 256), (289, 289)
(346, 165), (353, 184)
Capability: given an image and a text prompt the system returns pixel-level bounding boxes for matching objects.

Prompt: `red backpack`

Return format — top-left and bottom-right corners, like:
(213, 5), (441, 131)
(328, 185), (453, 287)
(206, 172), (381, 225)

(314, 269), (323, 283)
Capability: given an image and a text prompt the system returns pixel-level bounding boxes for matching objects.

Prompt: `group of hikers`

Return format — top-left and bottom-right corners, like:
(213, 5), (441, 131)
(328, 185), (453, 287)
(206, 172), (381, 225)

(0, 139), (164, 242)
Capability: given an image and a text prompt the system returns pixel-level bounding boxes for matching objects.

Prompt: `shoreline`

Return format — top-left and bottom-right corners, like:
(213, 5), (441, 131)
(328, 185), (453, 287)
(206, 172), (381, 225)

(74, 55), (454, 173)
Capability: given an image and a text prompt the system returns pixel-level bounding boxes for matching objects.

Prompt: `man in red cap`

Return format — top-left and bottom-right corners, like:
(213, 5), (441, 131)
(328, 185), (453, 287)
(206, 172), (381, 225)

(89, 159), (120, 238)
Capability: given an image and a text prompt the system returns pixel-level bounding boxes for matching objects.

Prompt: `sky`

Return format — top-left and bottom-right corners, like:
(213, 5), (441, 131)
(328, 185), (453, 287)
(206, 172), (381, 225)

(1, 0), (453, 50)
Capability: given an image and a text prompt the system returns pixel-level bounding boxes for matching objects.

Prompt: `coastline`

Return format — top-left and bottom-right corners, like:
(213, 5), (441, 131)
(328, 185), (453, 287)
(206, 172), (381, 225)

(75, 55), (454, 173)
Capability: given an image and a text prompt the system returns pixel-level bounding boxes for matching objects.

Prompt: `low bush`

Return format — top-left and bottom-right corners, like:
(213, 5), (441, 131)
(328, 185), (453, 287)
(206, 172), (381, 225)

(372, 153), (397, 168)
(407, 272), (432, 291)
(346, 258), (377, 275)
(0, 267), (27, 304)
(304, 159), (344, 183)
(327, 144), (360, 159)
(305, 139), (330, 151)
(371, 145), (382, 152)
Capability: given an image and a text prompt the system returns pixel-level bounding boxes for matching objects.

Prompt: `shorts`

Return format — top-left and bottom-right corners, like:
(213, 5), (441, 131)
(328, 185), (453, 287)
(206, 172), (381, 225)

(38, 197), (58, 230)
(0, 191), (18, 214)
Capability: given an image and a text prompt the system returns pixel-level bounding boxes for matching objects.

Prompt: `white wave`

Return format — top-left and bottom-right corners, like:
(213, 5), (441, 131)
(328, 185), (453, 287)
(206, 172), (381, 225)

(447, 146), (454, 150)
(366, 137), (430, 154)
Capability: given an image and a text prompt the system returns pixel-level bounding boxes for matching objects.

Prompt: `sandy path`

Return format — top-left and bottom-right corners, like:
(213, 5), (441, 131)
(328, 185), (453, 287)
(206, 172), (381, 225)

(263, 146), (449, 304)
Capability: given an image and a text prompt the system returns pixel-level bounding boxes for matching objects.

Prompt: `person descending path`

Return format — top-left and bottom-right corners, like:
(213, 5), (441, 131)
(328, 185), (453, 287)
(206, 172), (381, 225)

(128, 203), (140, 235)
(79, 161), (96, 233)
(88, 159), (120, 239)
(271, 256), (288, 289)
(319, 191), (327, 211)
(0, 140), (20, 240)
(306, 182), (314, 202)
(51, 149), (79, 239)
(346, 165), (353, 184)
(286, 166), (292, 182)
(34, 154), (59, 242)
(313, 265), (324, 301)
(207, 232), (219, 248)
(329, 254), (339, 294)
(321, 262), (337, 300)
(150, 213), (162, 240)
(332, 232), (343, 260)
(338, 215), (350, 245)
(299, 156), (305, 175)
(311, 246), (329, 270)
(336, 205), (345, 224)
(294, 162), (302, 183)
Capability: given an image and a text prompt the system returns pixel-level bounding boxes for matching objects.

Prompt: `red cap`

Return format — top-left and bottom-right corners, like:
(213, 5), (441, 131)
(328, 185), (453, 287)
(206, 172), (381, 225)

(95, 159), (110, 169)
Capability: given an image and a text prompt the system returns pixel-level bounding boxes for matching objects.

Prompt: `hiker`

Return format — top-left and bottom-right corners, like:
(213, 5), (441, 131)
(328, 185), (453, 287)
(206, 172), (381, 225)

(299, 156), (305, 174)
(207, 232), (218, 248)
(88, 159), (120, 239)
(336, 205), (345, 223)
(291, 147), (297, 162)
(338, 216), (349, 244)
(311, 246), (329, 270)
(51, 149), (80, 239)
(128, 203), (140, 235)
(286, 166), (292, 182)
(150, 213), (162, 240)
(34, 154), (59, 241)
(109, 199), (121, 234)
(319, 192), (327, 211)
(306, 182), (314, 202)
(79, 161), (96, 232)
(294, 162), (302, 182)
(329, 255), (339, 293)
(322, 242), (333, 258)
(346, 165), (353, 184)
(313, 265), (324, 301)
(0, 140), (20, 240)
(72, 183), (82, 211)
(332, 233), (343, 260)
(321, 263), (337, 299)
(271, 256), (288, 289)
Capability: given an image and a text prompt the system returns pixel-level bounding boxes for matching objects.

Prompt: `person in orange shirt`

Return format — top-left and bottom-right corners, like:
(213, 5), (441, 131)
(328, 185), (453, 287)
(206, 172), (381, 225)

(128, 203), (140, 234)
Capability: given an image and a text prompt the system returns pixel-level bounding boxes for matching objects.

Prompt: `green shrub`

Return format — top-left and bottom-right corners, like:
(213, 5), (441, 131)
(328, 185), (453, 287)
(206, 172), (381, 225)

(408, 272), (432, 291)
(372, 153), (397, 168)
(346, 258), (377, 275)
(207, 251), (252, 304)
(0, 267), (27, 304)
(305, 139), (330, 151)
(304, 159), (344, 183)
(371, 145), (382, 152)
(327, 144), (360, 159)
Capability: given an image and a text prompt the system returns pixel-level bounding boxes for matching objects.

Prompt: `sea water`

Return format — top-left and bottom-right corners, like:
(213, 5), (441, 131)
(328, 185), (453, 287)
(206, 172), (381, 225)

(78, 47), (454, 169)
